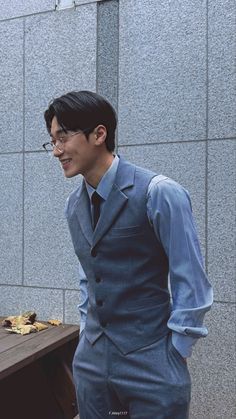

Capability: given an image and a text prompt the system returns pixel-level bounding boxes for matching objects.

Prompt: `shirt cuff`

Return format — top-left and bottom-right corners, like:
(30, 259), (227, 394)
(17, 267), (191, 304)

(171, 331), (198, 358)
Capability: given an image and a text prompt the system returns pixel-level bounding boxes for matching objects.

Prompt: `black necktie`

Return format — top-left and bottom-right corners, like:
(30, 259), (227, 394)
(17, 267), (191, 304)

(91, 191), (101, 229)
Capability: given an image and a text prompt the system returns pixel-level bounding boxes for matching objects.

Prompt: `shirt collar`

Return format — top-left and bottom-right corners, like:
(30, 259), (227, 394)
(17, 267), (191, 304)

(85, 154), (119, 201)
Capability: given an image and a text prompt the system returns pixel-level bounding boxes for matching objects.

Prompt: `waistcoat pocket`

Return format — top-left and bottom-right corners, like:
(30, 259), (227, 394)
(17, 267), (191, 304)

(109, 225), (143, 237)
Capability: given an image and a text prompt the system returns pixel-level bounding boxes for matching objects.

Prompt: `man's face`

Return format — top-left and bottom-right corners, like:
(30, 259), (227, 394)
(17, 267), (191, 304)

(50, 116), (99, 179)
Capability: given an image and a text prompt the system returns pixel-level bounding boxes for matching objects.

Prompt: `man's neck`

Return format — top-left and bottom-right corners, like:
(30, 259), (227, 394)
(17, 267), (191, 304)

(85, 153), (115, 188)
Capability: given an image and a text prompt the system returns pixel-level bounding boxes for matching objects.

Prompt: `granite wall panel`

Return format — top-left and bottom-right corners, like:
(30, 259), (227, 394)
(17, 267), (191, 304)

(24, 153), (81, 289)
(0, 285), (63, 320)
(97, 0), (119, 111)
(0, 155), (23, 285)
(208, 139), (236, 302)
(24, 4), (97, 151)
(208, 0), (236, 139)
(0, 0), (55, 21)
(0, 20), (23, 152)
(189, 302), (236, 419)
(118, 0), (207, 145)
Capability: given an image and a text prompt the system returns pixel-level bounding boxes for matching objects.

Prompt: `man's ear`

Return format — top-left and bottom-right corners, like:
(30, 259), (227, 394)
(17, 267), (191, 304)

(94, 125), (107, 145)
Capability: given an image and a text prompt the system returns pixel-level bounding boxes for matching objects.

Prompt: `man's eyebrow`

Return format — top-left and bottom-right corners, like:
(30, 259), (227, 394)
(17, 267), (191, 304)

(50, 128), (65, 137)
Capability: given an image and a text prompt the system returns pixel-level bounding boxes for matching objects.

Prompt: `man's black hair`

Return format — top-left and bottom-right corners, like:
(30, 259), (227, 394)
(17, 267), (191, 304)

(44, 91), (117, 152)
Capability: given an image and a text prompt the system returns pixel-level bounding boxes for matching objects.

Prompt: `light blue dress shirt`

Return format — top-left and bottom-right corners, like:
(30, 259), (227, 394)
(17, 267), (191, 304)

(77, 155), (213, 358)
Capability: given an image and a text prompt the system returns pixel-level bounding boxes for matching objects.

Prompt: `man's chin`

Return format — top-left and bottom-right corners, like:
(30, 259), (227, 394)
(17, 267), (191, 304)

(63, 168), (81, 178)
(64, 171), (75, 178)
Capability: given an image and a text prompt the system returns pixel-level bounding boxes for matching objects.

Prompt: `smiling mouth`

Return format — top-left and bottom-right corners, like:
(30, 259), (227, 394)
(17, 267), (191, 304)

(60, 158), (72, 167)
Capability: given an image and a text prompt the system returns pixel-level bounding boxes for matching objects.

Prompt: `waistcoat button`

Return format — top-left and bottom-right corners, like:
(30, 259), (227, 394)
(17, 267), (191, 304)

(95, 277), (101, 283)
(91, 248), (97, 257)
(97, 300), (103, 307)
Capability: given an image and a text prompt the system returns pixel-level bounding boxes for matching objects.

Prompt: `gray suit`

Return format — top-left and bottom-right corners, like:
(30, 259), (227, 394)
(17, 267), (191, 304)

(66, 158), (191, 418)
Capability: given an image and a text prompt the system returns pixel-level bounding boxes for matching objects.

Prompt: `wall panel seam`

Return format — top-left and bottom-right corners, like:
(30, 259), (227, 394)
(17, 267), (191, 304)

(96, 2), (99, 92)
(0, 138), (235, 158)
(118, 139), (208, 148)
(205, 0), (209, 272)
(22, 18), (26, 286)
(0, 10), (55, 23)
(0, 284), (79, 291)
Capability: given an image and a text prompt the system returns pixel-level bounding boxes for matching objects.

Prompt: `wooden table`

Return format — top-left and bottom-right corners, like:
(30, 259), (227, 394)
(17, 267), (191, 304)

(0, 319), (80, 419)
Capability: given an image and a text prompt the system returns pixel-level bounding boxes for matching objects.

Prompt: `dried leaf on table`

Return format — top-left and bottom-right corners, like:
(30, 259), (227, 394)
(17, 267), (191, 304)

(21, 311), (37, 324)
(6, 325), (37, 335)
(34, 322), (48, 331)
(2, 311), (36, 328)
(47, 319), (62, 326)
(2, 311), (51, 335)
(19, 325), (37, 335)
(2, 316), (17, 327)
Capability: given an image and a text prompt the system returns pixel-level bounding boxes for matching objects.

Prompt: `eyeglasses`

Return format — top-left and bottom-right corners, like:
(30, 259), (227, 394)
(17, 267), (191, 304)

(42, 129), (90, 154)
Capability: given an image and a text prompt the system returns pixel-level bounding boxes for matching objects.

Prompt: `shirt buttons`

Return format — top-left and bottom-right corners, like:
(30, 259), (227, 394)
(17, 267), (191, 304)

(97, 300), (103, 307)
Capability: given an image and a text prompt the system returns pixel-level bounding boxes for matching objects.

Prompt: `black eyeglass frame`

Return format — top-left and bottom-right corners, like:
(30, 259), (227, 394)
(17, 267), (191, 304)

(42, 127), (94, 153)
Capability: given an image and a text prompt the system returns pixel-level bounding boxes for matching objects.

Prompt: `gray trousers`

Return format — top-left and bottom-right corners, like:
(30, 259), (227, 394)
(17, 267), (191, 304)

(72, 332), (191, 419)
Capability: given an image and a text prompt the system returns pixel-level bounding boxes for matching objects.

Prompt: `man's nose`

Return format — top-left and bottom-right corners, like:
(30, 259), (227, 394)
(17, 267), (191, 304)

(53, 145), (63, 157)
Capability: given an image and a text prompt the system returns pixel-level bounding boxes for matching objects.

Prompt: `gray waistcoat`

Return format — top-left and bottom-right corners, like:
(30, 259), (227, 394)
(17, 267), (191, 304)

(66, 157), (170, 354)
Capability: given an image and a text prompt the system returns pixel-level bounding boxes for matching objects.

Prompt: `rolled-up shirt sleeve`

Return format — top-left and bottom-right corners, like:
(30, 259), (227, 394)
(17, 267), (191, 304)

(147, 176), (213, 358)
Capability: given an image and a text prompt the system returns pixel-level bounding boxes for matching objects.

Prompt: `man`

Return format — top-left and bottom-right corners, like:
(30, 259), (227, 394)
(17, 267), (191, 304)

(44, 91), (213, 419)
